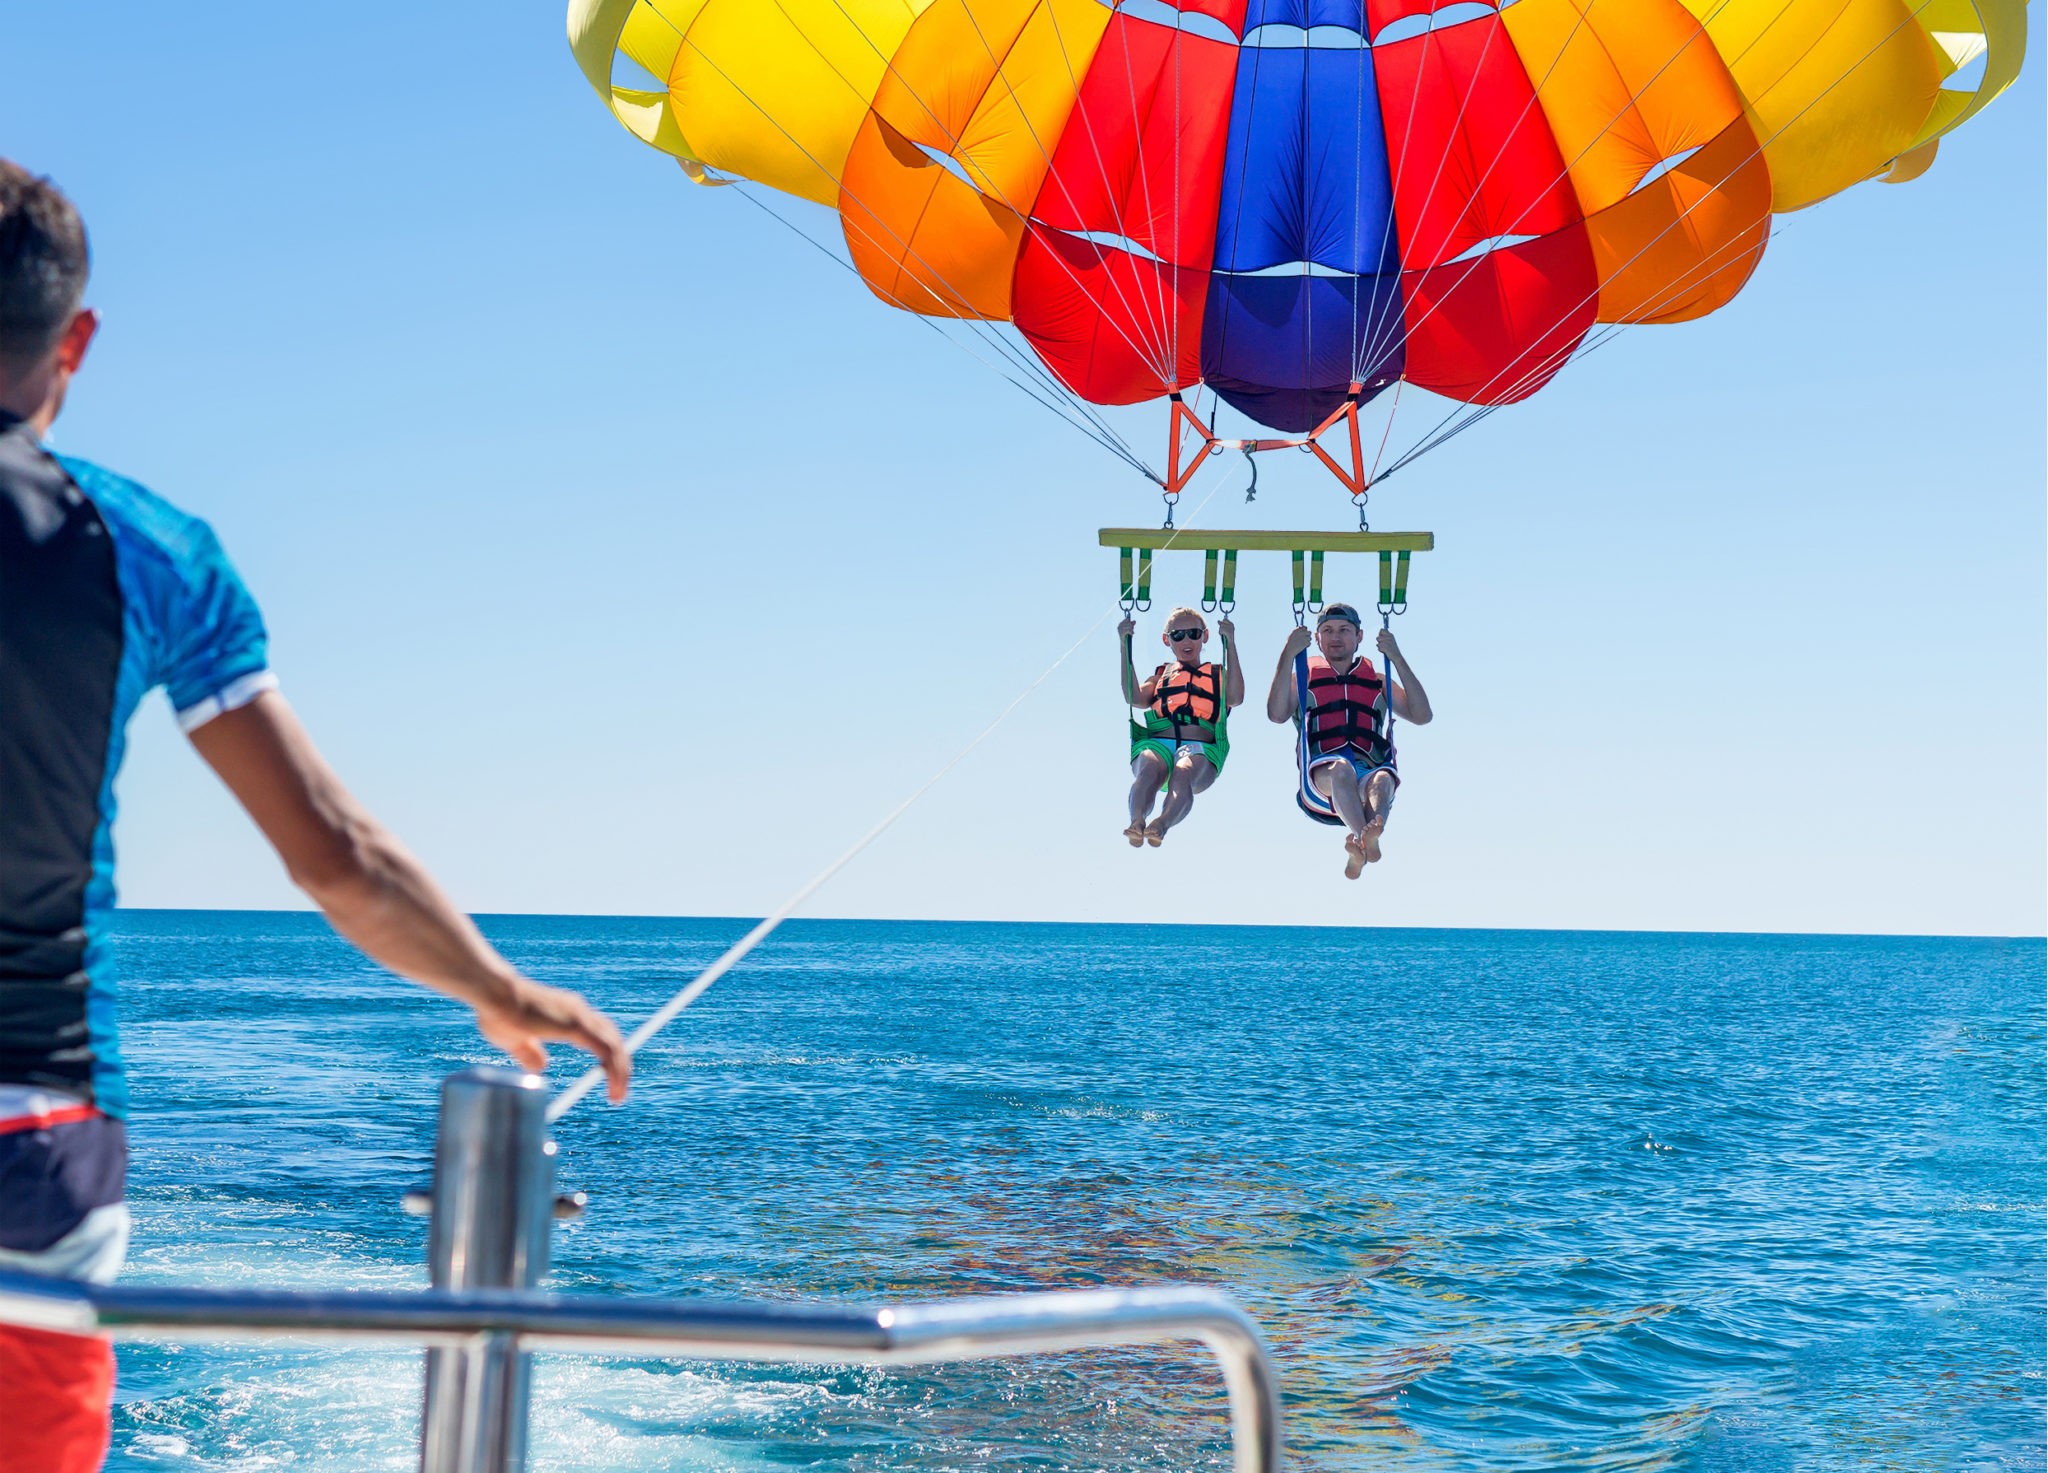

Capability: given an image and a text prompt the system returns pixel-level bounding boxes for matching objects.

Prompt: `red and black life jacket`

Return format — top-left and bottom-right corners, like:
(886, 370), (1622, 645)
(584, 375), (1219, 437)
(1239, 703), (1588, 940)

(1151, 660), (1223, 729)
(1306, 653), (1392, 764)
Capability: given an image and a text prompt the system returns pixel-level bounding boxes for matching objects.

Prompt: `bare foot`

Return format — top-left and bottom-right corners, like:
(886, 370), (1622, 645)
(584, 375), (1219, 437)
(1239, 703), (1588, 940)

(1124, 821), (1147, 848)
(1361, 822), (1384, 864)
(1343, 833), (1367, 881)
(1145, 821), (1167, 848)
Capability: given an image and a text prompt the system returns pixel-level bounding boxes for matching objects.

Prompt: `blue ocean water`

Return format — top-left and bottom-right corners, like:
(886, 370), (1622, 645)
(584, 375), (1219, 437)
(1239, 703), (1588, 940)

(99, 912), (2042, 1471)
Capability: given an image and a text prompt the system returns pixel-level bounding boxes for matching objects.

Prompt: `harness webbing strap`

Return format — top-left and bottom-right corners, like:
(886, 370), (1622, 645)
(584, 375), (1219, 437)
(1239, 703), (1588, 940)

(1136, 550), (1154, 606)
(1377, 550), (1394, 610)
(1292, 650), (1343, 827)
(1220, 549), (1238, 609)
(1119, 547), (1134, 605)
(1308, 551), (1325, 610)
(1202, 548), (1220, 608)
(1394, 550), (1411, 608)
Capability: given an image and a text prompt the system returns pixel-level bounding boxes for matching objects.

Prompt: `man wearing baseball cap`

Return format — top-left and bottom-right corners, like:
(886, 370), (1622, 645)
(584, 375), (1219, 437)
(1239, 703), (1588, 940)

(1267, 602), (1432, 879)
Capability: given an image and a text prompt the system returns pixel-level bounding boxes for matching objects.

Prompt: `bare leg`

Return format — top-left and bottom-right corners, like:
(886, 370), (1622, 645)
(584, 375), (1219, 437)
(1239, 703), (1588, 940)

(1310, 763), (1371, 879)
(1148, 754), (1217, 844)
(1358, 769), (1397, 863)
(1126, 750), (1168, 845)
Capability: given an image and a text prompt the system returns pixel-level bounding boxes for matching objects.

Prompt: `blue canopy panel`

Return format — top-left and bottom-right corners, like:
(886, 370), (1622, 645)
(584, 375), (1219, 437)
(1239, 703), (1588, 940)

(1201, 6), (1405, 433)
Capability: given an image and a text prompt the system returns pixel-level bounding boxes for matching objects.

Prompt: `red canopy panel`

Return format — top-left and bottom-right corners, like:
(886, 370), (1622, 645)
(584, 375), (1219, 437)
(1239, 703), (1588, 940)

(1364, 0), (1506, 36)
(1374, 11), (1595, 402)
(1012, 8), (1239, 404)
(1400, 231), (1594, 403)
(1013, 230), (1207, 403)
(1028, 8), (1239, 270)
(1172, 0), (1254, 31)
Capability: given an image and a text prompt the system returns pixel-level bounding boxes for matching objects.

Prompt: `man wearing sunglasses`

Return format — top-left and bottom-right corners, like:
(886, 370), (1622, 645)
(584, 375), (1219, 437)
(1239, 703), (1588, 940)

(1268, 603), (1432, 879)
(1116, 607), (1245, 846)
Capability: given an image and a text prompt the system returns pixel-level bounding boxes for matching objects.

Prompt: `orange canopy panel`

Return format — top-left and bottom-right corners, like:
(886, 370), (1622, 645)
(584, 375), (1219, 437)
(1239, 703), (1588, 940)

(838, 0), (1111, 319)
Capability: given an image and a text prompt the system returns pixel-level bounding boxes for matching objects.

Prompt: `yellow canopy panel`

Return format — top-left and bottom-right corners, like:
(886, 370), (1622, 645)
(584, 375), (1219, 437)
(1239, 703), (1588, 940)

(1505, 0), (1771, 324)
(1683, 0), (1944, 211)
(567, 0), (933, 205)
(1902, 0), (2030, 154)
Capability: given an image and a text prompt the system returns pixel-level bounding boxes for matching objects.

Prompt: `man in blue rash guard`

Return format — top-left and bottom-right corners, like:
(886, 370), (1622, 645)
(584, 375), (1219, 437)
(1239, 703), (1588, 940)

(0, 161), (633, 1472)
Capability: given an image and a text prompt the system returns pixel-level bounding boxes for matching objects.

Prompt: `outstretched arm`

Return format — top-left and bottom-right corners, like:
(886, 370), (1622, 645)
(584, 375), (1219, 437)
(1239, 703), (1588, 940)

(187, 692), (632, 1102)
(1377, 629), (1432, 725)
(1219, 619), (1246, 708)
(1267, 625), (1311, 723)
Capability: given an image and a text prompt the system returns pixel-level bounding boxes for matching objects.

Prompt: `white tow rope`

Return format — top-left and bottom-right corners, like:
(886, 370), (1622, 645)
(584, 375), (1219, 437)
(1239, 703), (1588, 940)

(547, 627), (1095, 1122)
(549, 477), (1230, 1123)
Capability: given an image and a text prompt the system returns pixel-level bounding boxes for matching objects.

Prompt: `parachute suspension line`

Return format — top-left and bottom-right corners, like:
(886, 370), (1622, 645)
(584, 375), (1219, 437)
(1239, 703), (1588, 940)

(1379, 220), (1794, 479)
(693, 15), (1176, 423)
(1358, 0), (1810, 397)
(1389, 21), (1871, 462)
(675, 39), (1159, 481)
(1359, 0), (1701, 379)
(1387, 211), (1795, 475)
(548, 459), (1242, 1124)
(1299, 29), (1314, 415)
(1350, 36), (1367, 392)
(1084, 0), (1175, 372)
(1374, 0), (1934, 479)
(1173, 9), (1184, 391)
(1367, 380), (1403, 492)
(671, 33), (1095, 418)
(952, 1), (1177, 378)
(727, 180), (1155, 480)
(1354, 6), (1500, 385)
(938, 0), (1171, 373)
(1355, 0), (1605, 379)
(1204, 32), (1274, 405)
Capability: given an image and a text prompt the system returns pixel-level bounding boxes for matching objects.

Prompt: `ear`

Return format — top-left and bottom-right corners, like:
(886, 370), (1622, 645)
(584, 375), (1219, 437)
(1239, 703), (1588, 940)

(55, 310), (98, 374)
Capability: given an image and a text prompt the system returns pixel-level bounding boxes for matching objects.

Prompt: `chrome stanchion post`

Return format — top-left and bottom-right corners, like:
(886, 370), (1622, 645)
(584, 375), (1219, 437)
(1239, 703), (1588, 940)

(419, 1067), (555, 1473)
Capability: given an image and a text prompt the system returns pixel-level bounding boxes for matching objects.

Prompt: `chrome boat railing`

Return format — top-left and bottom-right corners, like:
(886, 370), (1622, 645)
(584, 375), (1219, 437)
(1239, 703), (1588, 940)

(0, 1067), (1283, 1473)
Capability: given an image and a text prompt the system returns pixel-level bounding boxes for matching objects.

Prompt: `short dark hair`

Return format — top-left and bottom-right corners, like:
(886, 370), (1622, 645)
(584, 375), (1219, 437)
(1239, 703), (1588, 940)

(0, 161), (89, 366)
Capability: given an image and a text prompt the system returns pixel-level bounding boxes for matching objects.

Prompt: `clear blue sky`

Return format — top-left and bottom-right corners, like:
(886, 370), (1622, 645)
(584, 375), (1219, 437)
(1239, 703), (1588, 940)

(6, 4), (2042, 934)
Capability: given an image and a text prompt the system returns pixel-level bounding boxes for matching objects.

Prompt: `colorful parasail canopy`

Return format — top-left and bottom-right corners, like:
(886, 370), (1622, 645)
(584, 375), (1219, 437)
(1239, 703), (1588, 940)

(569, 0), (2026, 434)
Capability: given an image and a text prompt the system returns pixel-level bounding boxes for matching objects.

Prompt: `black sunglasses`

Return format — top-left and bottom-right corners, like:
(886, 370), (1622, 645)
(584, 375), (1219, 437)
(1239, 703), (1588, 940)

(1167, 628), (1205, 641)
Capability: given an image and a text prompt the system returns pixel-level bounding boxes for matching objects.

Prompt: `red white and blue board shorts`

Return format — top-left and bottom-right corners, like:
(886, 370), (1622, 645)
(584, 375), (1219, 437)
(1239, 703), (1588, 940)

(2, 413), (273, 1470)
(0, 1089), (129, 1473)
